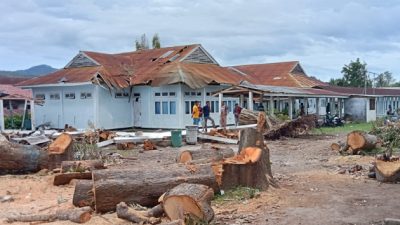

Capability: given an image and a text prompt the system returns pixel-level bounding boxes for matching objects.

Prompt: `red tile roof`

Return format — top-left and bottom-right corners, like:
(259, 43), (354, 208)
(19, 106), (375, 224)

(18, 44), (247, 89)
(0, 84), (32, 99)
(232, 61), (327, 88)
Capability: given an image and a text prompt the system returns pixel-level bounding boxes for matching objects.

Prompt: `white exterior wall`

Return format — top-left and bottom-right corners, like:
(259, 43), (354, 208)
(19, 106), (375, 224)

(31, 85), (95, 129)
(132, 84), (238, 129)
(97, 87), (133, 129)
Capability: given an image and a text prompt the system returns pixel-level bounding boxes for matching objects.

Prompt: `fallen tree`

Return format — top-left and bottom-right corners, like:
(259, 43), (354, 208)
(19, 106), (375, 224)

(264, 115), (317, 140)
(6, 206), (92, 224)
(0, 135), (48, 174)
(92, 164), (218, 213)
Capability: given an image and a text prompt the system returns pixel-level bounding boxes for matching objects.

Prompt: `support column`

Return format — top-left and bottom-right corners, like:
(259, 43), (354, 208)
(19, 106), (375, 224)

(248, 91), (253, 110)
(277, 97), (280, 112)
(338, 99), (342, 117)
(30, 100), (35, 130)
(239, 94), (244, 108)
(304, 97), (309, 115)
(269, 96), (274, 115)
(0, 99), (4, 131)
(218, 93), (223, 113)
(316, 98), (320, 116)
(288, 97), (293, 120)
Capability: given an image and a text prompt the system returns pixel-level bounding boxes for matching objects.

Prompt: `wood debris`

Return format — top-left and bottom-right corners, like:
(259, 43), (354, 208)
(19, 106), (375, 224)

(143, 139), (157, 150)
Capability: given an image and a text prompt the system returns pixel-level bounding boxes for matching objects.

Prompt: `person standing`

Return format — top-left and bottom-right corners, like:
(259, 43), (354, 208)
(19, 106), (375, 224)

(192, 101), (200, 126)
(233, 103), (242, 126)
(202, 101), (215, 132)
(220, 102), (228, 132)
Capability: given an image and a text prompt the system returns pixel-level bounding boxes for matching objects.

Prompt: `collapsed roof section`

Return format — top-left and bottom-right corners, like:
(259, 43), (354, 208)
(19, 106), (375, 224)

(18, 44), (247, 90)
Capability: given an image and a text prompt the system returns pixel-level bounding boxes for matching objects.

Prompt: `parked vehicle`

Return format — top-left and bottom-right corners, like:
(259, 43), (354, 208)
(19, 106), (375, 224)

(324, 113), (344, 127)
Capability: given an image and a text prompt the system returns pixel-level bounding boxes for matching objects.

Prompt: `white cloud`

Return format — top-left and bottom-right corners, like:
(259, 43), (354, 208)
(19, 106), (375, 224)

(0, 0), (400, 81)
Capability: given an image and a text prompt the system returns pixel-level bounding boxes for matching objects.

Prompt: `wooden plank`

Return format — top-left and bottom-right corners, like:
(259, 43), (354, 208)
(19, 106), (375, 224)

(197, 134), (238, 144)
(114, 136), (163, 144)
(96, 139), (114, 148)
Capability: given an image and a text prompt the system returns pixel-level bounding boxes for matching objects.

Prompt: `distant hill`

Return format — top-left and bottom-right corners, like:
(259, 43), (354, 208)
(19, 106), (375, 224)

(0, 64), (57, 85)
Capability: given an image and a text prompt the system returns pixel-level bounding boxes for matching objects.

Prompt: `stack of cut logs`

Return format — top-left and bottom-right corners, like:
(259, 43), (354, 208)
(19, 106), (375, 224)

(0, 125), (273, 224)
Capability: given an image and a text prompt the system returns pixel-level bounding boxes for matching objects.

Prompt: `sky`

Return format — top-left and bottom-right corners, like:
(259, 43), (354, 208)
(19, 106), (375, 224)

(1, 0), (400, 82)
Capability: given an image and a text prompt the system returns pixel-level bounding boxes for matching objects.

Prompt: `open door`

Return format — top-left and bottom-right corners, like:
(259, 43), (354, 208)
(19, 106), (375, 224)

(133, 97), (141, 127)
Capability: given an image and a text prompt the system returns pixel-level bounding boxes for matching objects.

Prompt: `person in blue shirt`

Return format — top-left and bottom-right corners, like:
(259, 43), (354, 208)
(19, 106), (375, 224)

(202, 101), (215, 132)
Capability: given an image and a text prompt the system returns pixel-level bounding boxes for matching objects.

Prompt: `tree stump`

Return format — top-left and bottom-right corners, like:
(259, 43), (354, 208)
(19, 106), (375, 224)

(176, 147), (234, 163)
(162, 183), (214, 223)
(92, 164), (218, 213)
(347, 131), (378, 154)
(73, 180), (94, 208)
(221, 128), (273, 190)
(0, 136), (48, 174)
(375, 160), (400, 182)
(48, 133), (74, 170)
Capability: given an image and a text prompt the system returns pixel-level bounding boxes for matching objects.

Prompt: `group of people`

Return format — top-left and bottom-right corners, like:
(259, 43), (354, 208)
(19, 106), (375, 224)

(191, 101), (242, 132)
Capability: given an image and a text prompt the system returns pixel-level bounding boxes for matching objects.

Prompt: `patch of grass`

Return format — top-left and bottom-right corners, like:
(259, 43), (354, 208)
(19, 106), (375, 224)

(311, 122), (373, 135)
(213, 186), (260, 205)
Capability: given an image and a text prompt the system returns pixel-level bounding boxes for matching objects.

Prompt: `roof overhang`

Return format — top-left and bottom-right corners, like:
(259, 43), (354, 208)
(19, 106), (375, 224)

(19, 82), (93, 88)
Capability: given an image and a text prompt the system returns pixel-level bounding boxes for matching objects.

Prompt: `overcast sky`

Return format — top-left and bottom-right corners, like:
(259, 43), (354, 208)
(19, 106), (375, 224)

(1, 0), (399, 81)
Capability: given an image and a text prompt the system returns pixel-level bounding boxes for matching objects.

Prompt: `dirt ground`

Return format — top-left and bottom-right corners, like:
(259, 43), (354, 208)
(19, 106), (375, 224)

(0, 134), (399, 225)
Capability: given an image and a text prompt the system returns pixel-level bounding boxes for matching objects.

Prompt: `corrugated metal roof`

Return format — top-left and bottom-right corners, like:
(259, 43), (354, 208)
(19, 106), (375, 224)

(320, 85), (400, 96)
(18, 44), (247, 89)
(0, 84), (32, 100)
(232, 61), (327, 88)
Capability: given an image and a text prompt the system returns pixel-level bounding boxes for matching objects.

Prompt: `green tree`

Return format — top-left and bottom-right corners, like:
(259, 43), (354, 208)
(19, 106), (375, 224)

(374, 71), (395, 87)
(329, 78), (346, 86)
(341, 58), (371, 87)
(135, 34), (149, 50)
(152, 33), (161, 49)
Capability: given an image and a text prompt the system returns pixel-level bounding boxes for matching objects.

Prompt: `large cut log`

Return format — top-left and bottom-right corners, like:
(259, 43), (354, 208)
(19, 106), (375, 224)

(375, 160), (400, 182)
(176, 147), (234, 164)
(116, 202), (160, 224)
(6, 206), (92, 223)
(93, 164), (218, 213)
(48, 133), (74, 170)
(347, 131), (378, 154)
(53, 172), (92, 186)
(61, 160), (105, 173)
(160, 219), (185, 225)
(0, 135), (48, 174)
(73, 180), (94, 208)
(222, 128), (273, 190)
(162, 183), (214, 223)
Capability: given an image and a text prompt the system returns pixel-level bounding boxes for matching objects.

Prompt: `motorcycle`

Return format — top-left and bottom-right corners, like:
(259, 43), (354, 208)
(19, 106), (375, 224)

(324, 113), (344, 127)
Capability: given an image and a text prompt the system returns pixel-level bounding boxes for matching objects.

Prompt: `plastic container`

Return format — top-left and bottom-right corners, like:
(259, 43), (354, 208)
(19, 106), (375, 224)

(170, 130), (182, 147)
(185, 125), (198, 145)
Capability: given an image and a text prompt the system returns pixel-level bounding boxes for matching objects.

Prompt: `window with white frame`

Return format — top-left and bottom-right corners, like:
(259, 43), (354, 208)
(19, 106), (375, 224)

(115, 92), (129, 98)
(49, 93), (60, 100)
(80, 92), (92, 99)
(65, 92), (75, 99)
(35, 93), (45, 100)
(170, 101), (176, 114)
(155, 101), (161, 114)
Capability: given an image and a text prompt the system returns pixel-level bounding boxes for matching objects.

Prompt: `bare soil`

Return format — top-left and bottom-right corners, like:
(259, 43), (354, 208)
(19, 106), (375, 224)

(0, 134), (399, 225)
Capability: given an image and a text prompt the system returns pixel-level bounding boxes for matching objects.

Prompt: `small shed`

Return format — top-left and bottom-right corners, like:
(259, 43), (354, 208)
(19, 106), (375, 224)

(0, 84), (34, 131)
